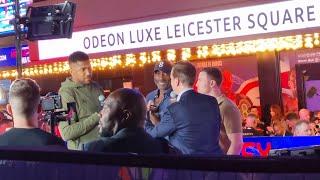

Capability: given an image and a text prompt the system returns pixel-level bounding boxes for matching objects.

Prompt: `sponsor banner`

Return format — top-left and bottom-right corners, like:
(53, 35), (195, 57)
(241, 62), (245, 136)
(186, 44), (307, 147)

(242, 136), (320, 157)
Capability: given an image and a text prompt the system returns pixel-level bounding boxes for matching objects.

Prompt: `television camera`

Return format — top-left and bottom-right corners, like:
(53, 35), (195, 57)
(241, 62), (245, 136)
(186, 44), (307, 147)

(41, 94), (76, 135)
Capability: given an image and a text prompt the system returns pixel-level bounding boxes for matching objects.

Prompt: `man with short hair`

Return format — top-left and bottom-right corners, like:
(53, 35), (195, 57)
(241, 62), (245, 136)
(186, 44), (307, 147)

(85, 88), (163, 154)
(147, 62), (222, 155)
(58, 51), (104, 150)
(285, 112), (299, 134)
(0, 78), (65, 147)
(243, 113), (260, 137)
(196, 67), (243, 155)
(249, 106), (260, 118)
(145, 61), (173, 133)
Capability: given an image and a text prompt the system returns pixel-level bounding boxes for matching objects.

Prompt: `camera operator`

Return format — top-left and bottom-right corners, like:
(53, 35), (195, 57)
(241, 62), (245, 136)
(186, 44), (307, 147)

(145, 61), (173, 133)
(58, 51), (104, 150)
(0, 78), (65, 148)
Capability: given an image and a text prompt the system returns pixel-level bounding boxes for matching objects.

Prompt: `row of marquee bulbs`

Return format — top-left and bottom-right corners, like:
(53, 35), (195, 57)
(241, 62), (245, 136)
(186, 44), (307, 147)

(0, 33), (319, 79)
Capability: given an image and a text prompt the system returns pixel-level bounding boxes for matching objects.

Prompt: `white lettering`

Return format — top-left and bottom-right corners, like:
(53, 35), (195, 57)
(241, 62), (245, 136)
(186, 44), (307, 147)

(0, 55), (7, 61)
(38, 0), (320, 60)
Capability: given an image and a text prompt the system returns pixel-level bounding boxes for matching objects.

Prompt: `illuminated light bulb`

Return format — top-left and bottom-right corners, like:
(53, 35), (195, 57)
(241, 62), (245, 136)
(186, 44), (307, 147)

(125, 54), (136, 66)
(304, 36), (314, 48)
(151, 51), (161, 62)
(230, 49), (237, 56)
(101, 59), (108, 67)
(305, 42), (314, 48)
(220, 47), (227, 55)
(167, 49), (176, 61)
(197, 46), (209, 58)
(181, 48), (191, 61)
(314, 39), (320, 46)
(64, 66), (69, 71)
(139, 52), (147, 64)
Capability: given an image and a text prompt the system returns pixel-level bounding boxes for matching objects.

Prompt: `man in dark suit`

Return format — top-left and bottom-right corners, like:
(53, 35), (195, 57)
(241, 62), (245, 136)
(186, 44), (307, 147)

(147, 62), (222, 155)
(84, 88), (164, 154)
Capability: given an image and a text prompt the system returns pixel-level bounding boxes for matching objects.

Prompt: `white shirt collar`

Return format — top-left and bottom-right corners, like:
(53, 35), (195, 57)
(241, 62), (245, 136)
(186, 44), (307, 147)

(177, 88), (193, 101)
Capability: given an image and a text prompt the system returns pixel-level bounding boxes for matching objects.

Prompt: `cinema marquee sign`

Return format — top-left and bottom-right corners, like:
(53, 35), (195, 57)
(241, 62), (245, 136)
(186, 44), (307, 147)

(38, 0), (320, 60)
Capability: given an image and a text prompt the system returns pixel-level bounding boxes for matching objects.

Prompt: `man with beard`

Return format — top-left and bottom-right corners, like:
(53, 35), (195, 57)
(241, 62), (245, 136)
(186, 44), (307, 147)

(58, 51), (104, 150)
(145, 61), (173, 134)
(84, 88), (163, 154)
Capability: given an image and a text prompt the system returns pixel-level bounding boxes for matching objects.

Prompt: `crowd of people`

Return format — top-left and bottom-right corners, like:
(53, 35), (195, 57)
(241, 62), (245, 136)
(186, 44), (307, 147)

(243, 105), (318, 137)
(0, 51), (316, 156)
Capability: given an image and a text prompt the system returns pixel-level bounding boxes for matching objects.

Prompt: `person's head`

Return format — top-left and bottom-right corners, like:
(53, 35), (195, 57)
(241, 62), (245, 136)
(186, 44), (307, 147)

(270, 104), (283, 120)
(68, 51), (92, 85)
(288, 69), (297, 97)
(299, 108), (311, 122)
(249, 106), (260, 117)
(7, 78), (41, 127)
(153, 61), (172, 91)
(293, 120), (312, 136)
(245, 113), (257, 128)
(285, 112), (299, 129)
(272, 120), (286, 136)
(196, 67), (222, 95)
(99, 88), (146, 136)
(170, 62), (196, 94)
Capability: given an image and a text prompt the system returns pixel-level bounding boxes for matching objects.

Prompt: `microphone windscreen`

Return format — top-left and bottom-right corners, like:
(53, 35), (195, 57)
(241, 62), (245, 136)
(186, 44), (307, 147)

(170, 91), (177, 99)
(98, 95), (105, 102)
(98, 95), (105, 108)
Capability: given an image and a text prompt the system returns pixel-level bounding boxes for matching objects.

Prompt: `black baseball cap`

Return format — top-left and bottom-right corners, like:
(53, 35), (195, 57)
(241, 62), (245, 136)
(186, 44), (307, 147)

(154, 61), (172, 74)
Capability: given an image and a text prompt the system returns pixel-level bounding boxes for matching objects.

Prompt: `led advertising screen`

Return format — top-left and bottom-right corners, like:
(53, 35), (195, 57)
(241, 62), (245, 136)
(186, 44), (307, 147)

(0, 0), (32, 37)
(0, 45), (29, 67)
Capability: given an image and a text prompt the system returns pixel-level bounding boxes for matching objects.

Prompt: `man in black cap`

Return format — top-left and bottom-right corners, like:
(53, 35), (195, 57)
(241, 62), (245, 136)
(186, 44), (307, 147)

(145, 61), (173, 135)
